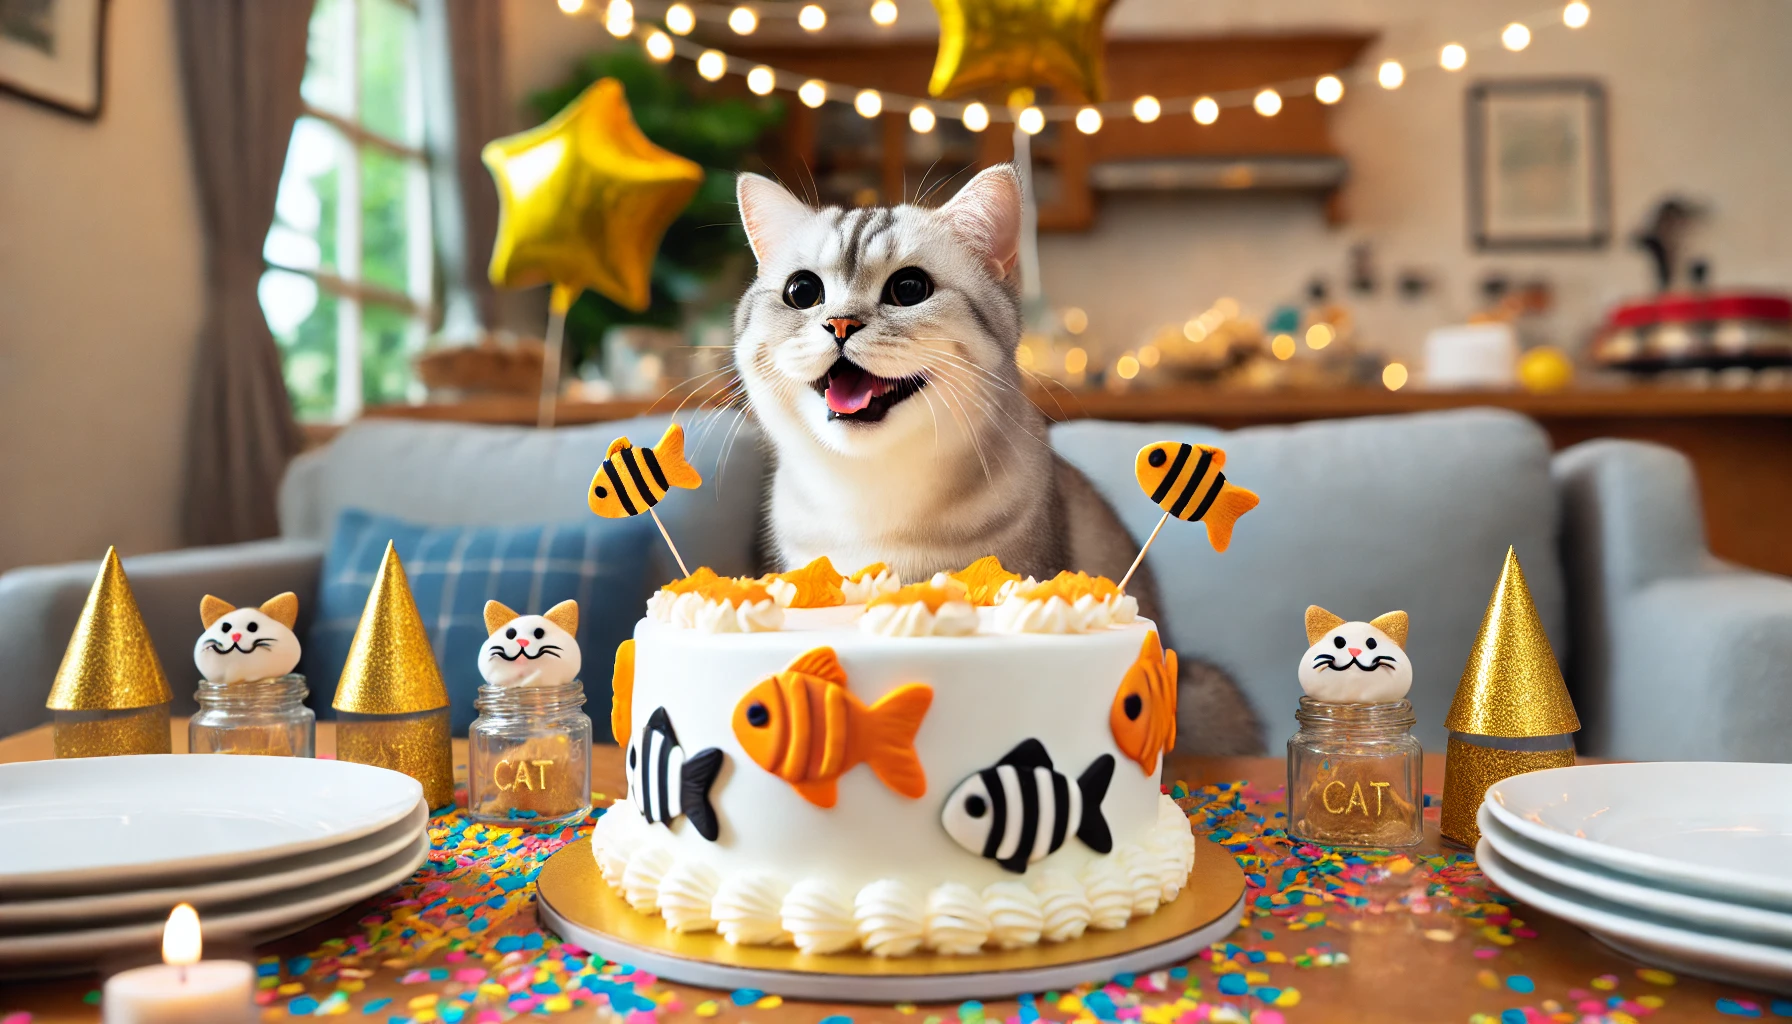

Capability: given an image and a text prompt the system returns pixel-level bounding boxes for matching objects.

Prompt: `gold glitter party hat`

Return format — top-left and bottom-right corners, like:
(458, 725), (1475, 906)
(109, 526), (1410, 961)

(1444, 546), (1580, 738)
(331, 542), (449, 715)
(46, 548), (171, 711)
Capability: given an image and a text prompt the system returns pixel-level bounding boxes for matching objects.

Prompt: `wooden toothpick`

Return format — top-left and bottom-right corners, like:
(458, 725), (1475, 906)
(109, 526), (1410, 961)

(1118, 511), (1171, 593)
(649, 508), (691, 578)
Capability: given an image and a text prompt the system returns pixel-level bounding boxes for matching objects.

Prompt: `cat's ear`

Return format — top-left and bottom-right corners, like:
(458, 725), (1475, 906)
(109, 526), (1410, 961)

(259, 592), (299, 630)
(1305, 605), (1345, 645)
(1370, 611), (1409, 648)
(939, 163), (1022, 280)
(484, 600), (520, 636)
(543, 599), (579, 635)
(200, 595), (234, 629)
(737, 173), (811, 266)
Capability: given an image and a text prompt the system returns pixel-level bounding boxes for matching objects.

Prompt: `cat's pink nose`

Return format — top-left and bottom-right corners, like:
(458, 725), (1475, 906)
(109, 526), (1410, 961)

(518, 638), (529, 647)
(232, 633), (242, 642)
(1348, 647), (1361, 657)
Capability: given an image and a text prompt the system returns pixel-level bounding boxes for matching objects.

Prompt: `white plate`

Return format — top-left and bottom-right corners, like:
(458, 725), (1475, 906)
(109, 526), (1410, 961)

(1477, 804), (1792, 946)
(0, 832), (428, 966)
(1486, 762), (1792, 911)
(0, 800), (428, 927)
(1476, 838), (1792, 994)
(0, 755), (423, 894)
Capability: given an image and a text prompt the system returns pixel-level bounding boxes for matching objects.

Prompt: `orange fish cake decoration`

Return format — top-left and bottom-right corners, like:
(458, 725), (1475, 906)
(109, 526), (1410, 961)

(768, 557), (846, 608)
(1133, 441), (1259, 552)
(950, 555), (1022, 606)
(611, 638), (635, 745)
(588, 422), (702, 520)
(1111, 630), (1178, 775)
(732, 647), (933, 808)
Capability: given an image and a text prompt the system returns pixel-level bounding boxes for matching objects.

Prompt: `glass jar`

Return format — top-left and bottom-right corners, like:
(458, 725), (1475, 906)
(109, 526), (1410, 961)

(467, 678), (592, 828)
(1286, 697), (1423, 848)
(189, 675), (315, 757)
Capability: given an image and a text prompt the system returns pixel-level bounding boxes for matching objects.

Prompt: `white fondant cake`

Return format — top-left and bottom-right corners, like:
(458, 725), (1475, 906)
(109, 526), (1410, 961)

(595, 596), (1194, 957)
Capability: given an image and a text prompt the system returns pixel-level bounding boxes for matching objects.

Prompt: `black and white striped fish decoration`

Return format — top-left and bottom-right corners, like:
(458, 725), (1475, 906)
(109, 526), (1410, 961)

(940, 739), (1114, 874)
(626, 707), (725, 842)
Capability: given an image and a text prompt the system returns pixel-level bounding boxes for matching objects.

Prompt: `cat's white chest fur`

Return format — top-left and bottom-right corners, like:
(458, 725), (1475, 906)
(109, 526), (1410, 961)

(1298, 609), (1413, 703)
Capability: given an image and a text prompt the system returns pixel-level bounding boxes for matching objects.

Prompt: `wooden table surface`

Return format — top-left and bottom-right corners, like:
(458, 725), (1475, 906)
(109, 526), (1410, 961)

(0, 722), (1753, 1022)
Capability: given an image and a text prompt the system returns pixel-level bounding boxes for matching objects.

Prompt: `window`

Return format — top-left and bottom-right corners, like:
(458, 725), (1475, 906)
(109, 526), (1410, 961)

(260, 0), (436, 422)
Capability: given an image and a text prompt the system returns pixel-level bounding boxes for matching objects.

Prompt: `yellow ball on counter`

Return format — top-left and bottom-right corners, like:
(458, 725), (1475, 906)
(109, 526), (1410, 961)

(1518, 346), (1574, 393)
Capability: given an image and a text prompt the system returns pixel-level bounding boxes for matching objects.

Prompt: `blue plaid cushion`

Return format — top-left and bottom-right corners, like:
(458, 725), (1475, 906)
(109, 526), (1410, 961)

(303, 509), (658, 734)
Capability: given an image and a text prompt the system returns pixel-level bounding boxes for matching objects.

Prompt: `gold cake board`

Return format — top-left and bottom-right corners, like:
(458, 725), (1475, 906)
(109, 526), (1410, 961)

(535, 838), (1247, 1002)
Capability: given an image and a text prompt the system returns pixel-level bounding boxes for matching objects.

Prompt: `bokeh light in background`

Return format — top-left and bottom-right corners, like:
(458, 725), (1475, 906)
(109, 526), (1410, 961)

(1564, 1), (1590, 28)
(1315, 75), (1344, 104)
(799, 3), (826, 30)
(1440, 44), (1468, 70)
(746, 66), (775, 95)
(1132, 96), (1161, 123)
(644, 29), (673, 61)
(798, 80), (827, 108)
(665, 2), (695, 33)
(1192, 97), (1219, 125)
(962, 102), (990, 132)
(869, 0), (898, 26)
(1075, 107), (1103, 134)
(908, 104), (935, 133)
(1017, 106), (1045, 134)
(1272, 334), (1296, 360)
(1502, 22), (1532, 50)
(1383, 362), (1410, 390)
(1116, 354), (1140, 380)
(1253, 89), (1281, 117)
(1379, 60), (1405, 89)
(729, 5), (758, 34)
(1062, 307), (1089, 334)
(1306, 323), (1334, 350)
(696, 49), (726, 81)
(1064, 347), (1089, 375)
(854, 89), (882, 118)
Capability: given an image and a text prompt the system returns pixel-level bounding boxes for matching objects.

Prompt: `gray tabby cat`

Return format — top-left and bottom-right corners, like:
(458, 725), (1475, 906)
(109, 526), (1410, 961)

(731, 165), (1263, 755)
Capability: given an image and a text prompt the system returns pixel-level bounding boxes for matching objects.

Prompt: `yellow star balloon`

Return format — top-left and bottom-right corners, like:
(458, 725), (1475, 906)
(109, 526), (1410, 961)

(928, 0), (1115, 104)
(482, 78), (704, 313)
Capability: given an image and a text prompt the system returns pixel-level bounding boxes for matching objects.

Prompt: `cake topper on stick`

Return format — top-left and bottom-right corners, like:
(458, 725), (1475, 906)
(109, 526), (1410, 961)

(588, 422), (702, 577)
(1118, 441), (1260, 591)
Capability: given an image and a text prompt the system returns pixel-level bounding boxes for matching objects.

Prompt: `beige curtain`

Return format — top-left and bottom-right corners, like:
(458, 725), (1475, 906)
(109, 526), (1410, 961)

(173, 0), (313, 545)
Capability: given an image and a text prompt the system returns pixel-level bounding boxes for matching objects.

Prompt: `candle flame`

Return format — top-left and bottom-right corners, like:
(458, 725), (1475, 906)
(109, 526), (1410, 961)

(163, 903), (201, 966)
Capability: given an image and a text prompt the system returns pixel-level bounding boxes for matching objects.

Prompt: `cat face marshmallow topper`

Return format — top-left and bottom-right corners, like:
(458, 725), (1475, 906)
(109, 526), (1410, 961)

(194, 593), (302, 684)
(1297, 606), (1412, 703)
(480, 600), (581, 687)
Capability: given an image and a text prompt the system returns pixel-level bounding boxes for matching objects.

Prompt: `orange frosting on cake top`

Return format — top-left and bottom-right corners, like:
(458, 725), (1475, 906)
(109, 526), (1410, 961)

(1013, 570), (1122, 604)
(949, 556), (1022, 606)
(867, 581), (968, 614)
(847, 562), (889, 583)
(661, 568), (773, 606)
(769, 557), (846, 608)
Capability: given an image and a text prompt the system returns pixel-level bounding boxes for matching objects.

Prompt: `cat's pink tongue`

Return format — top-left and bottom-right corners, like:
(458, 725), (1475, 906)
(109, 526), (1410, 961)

(825, 365), (889, 414)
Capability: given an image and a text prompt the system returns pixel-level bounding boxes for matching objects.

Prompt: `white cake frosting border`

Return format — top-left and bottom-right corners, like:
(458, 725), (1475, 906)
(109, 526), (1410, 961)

(590, 792), (1196, 956)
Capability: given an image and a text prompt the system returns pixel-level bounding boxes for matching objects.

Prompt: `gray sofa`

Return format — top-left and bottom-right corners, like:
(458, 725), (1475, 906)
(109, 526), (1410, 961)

(3, 408), (1787, 759)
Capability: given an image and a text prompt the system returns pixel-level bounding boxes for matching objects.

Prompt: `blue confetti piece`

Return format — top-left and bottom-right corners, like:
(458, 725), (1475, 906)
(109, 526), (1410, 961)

(1169, 967), (1188, 980)
(1256, 987), (1281, 1003)
(288, 956), (313, 975)
(523, 932), (545, 949)
(494, 936), (525, 953)
(1500, 1011), (1525, 1024)
(362, 997), (392, 1012)
(286, 995), (319, 1015)
(1081, 991), (1118, 1022)
(1719, 1000), (1764, 1018)
(818, 1017), (854, 1024)
(256, 962), (281, 977)
(1506, 975), (1535, 994)
(496, 875), (530, 892)
(1114, 973), (1136, 987)
(1217, 974), (1249, 996)
(1771, 1000), (1792, 1017)
(1246, 950), (1266, 963)
(732, 988), (765, 1006)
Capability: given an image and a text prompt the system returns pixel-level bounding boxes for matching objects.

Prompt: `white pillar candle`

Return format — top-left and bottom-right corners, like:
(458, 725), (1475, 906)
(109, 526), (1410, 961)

(102, 905), (253, 1024)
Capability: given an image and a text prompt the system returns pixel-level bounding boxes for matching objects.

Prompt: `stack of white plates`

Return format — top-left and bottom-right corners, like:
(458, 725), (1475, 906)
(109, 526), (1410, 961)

(1478, 762), (1792, 994)
(0, 755), (428, 970)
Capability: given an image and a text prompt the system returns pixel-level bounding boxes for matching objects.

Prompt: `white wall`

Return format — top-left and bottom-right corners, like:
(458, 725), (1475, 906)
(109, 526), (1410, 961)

(1037, 0), (1792, 362)
(0, 0), (204, 575)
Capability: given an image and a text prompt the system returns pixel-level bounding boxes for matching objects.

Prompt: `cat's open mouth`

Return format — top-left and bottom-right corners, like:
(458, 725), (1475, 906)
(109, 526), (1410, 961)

(203, 639), (276, 655)
(812, 358), (927, 424)
(1311, 654), (1400, 672)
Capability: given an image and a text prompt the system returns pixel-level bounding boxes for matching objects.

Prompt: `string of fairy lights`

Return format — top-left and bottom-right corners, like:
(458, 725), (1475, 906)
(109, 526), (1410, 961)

(557, 0), (1594, 135)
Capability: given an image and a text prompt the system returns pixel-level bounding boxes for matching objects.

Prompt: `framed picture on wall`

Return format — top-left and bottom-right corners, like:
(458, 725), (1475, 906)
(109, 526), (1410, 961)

(1467, 79), (1610, 250)
(0, 0), (108, 119)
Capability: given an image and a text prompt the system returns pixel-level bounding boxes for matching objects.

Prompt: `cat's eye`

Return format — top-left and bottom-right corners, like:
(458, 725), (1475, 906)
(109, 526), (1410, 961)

(246, 622), (258, 633)
(1333, 636), (1346, 649)
(220, 622), (231, 633)
(1365, 637), (1377, 649)
(533, 628), (546, 639)
(783, 270), (824, 309)
(506, 627), (517, 639)
(881, 267), (933, 306)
